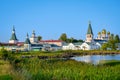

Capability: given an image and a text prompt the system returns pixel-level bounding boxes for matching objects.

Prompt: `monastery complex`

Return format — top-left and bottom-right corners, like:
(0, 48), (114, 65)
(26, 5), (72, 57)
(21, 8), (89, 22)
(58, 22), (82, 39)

(0, 22), (113, 51)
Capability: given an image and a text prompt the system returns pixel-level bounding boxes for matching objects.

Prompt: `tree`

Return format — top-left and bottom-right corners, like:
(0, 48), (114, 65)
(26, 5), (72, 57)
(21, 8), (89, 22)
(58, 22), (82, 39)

(108, 40), (116, 50)
(66, 37), (74, 43)
(59, 33), (67, 42)
(101, 43), (109, 50)
(59, 33), (84, 43)
(38, 36), (42, 41)
(70, 37), (74, 43)
(114, 35), (120, 43)
(110, 34), (114, 40)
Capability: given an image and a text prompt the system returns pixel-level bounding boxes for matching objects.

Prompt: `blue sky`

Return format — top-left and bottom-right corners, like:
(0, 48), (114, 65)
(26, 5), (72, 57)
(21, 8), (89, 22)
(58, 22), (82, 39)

(0, 0), (120, 42)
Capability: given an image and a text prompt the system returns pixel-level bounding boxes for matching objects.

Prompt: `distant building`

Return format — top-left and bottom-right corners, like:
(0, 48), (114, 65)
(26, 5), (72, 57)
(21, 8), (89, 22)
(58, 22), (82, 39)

(62, 21), (108, 50)
(62, 42), (82, 50)
(24, 33), (31, 51)
(96, 29), (110, 41)
(39, 40), (64, 46)
(0, 26), (24, 51)
(30, 30), (38, 43)
(80, 21), (100, 50)
(0, 22), (113, 51)
(9, 26), (18, 44)
(24, 31), (62, 51)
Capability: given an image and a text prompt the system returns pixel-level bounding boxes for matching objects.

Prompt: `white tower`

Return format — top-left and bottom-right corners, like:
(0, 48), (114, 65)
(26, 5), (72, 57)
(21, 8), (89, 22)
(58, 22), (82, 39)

(30, 30), (38, 43)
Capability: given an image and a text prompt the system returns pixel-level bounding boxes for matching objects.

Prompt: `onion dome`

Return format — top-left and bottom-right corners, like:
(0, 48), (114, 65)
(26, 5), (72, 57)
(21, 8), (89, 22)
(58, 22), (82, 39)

(107, 31), (110, 35)
(102, 29), (106, 34)
(98, 32), (101, 35)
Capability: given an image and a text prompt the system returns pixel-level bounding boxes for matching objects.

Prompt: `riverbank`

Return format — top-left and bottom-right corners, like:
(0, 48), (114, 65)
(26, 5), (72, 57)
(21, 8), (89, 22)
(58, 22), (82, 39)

(19, 50), (120, 59)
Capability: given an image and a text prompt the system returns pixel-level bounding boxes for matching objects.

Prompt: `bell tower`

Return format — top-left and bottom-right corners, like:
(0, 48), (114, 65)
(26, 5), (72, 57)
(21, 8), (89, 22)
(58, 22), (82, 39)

(86, 21), (94, 42)
(30, 30), (38, 43)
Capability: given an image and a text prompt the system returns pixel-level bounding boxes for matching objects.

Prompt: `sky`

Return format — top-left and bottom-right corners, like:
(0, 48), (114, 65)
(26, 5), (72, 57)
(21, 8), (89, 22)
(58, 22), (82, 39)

(0, 0), (120, 42)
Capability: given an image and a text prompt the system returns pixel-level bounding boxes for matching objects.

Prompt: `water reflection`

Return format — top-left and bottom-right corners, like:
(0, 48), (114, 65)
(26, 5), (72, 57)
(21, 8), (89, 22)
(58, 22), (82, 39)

(71, 54), (120, 65)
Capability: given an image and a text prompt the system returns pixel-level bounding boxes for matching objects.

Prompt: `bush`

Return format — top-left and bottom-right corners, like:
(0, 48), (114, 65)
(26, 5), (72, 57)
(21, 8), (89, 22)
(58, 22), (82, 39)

(1, 49), (9, 60)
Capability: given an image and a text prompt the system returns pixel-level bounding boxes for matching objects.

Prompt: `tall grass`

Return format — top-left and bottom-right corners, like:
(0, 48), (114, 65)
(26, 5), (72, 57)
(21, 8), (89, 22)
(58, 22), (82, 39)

(12, 58), (120, 80)
(1, 50), (120, 80)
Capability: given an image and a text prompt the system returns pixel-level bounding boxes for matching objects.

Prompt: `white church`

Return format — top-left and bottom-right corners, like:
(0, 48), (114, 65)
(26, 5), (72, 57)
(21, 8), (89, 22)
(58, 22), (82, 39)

(62, 21), (110, 50)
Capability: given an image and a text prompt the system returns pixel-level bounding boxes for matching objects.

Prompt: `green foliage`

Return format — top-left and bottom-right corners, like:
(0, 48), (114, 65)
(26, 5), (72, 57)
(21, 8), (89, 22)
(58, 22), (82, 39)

(0, 48), (9, 60)
(115, 35), (120, 43)
(110, 34), (114, 40)
(59, 33), (67, 42)
(59, 33), (83, 43)
(101, 34), (120, 50)
(101, 43), (109, 50)
(6, 55), (120, 80)
(67, 38), (84, 43)
(1, 51), (120, 80)
(37, 35), (42, 41)
(0, 75), (13, 80)
(100, 60), (120, 66)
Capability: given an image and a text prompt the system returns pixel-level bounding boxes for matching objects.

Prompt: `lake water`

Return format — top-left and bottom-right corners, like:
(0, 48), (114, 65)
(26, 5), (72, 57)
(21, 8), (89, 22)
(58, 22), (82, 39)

(71, 54), (120, 65)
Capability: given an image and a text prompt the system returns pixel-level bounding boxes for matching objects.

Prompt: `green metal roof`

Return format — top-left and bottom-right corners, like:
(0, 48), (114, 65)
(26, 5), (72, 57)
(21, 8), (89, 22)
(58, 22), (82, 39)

(73, 42), (83, 45)
(87, 22), (93, 35)
(10, 33), (18, 40)
(86, 42), (91, 45)
(10, 27), (18, 40)
(24, 33), (31, 44)
(25, 38), (31, 44)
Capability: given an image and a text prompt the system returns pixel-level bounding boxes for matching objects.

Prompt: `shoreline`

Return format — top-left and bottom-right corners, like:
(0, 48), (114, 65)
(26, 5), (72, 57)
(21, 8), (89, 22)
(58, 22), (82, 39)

(20, 50), (120, 59)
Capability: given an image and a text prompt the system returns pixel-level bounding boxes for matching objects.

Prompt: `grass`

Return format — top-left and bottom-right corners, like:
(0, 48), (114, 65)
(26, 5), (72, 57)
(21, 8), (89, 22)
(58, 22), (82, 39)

(0, 60), (12, 75)
(0, 75), (13, 80)
(0, 60), (13, 80)
(1, 50), (120, 80)
(99, 60), (120, 66)
(11, 58), (120, 80)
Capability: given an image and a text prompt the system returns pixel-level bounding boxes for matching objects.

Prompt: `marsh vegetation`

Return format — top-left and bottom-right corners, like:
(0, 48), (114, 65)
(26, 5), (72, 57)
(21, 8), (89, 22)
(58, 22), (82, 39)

(0, 50), (120, 80)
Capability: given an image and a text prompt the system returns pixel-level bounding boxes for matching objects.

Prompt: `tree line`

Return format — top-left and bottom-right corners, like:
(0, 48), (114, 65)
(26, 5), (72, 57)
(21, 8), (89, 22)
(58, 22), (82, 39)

(37, 33), (84, 43)
(59, 33), (83, 43)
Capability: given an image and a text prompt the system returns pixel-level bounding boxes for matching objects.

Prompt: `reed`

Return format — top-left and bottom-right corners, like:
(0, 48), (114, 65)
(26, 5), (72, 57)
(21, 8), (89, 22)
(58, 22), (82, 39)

(12, 58), (120, 80)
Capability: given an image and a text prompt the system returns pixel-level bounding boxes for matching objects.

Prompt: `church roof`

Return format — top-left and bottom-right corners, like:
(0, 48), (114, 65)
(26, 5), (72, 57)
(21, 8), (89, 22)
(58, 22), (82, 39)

(87, 22), (93, 35)
(25, 33), (31, 44)
(94, 39), (107, 43)
(73, 42), (83, 45)
(40, 40), (63, 42)
(0, 42), (24, 46)
(10, 27), (18, 40)
(25, 38), (31, 44)
(10, 33), (18, 40)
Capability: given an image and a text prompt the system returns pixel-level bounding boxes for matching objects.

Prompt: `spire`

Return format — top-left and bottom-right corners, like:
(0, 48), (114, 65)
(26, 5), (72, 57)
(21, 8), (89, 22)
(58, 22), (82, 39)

(26, 33), (29, 38)
(87, 21), (93, 35)
(13, 26), (15, 32)
(25, 33), (31, 44)
(10, 26), (18, 40)
(32, 30), (35, 38)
